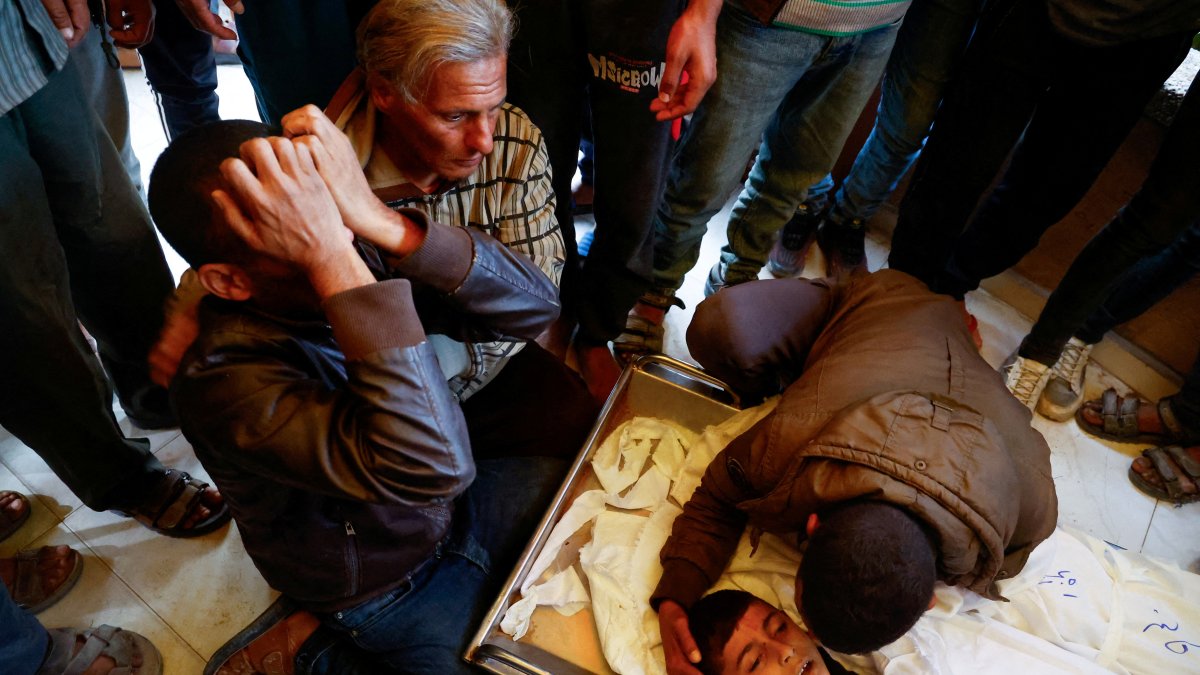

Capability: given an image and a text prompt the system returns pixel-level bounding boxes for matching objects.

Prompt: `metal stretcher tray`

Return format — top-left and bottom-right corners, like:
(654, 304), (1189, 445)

(466, 354), (741, 674)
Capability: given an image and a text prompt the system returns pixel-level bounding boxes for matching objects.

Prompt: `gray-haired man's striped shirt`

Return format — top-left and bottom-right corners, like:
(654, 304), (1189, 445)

(0, 0), (69, 116)
(774, 0), (910, 36)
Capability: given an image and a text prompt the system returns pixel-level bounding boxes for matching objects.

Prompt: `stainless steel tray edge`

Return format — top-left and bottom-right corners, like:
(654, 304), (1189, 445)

(464, 354), (739, 673)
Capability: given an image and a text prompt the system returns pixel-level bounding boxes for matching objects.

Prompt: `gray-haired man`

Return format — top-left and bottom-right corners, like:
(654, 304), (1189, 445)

(150, 1), (596, 673)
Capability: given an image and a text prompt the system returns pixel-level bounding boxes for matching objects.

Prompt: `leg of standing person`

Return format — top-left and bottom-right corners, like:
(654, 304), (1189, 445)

(137, 0), (221, 139)
(717, 19), (899, 285)
(650, 3), (851, 296)
(0, 581), (48, 675)
(0, 54), (170, 511)
(886, 0), (1046, 288)
(575, 0), (682, 344)
(74, 28), (145, 195)
(934, 28), (1193, 299)
(1019, 72), (1200, 368)
(233, 0), (368, 125)
(830, 0), (982, 224)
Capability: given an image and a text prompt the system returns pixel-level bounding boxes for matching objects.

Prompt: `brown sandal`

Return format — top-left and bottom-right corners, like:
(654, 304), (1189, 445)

(6, 545), (83, 614)
(1076, 389), (1191, 444)
(0, 491), (31, 543)
(205, 597), (320, 675)
(1129, 446), (1200, 505)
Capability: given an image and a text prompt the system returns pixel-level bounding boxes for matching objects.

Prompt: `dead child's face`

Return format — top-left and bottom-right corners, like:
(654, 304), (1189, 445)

(717, 600), (829, 675)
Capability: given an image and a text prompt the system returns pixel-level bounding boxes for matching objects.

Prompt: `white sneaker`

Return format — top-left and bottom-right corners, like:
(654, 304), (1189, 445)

(1036, 338), (1095, 422)
(1002, 354), (1052, 411)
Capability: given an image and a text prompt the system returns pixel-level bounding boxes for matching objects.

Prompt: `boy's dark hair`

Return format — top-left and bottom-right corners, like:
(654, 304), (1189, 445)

(690, 590), (757, 675)
(147, 119), (273, 268)
(688, 590), (850, 675)
(799, 501), (936, 654)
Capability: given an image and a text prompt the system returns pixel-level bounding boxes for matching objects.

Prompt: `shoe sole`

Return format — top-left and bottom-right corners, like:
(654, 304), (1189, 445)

(205, 596), (298, 675)
(1036, 392), (1083, 423)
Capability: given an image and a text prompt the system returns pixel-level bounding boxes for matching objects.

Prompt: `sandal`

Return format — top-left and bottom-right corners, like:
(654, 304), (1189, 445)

(0, 490), (31, 543)
(6, 545), (83, 614)
(1076, 389), (1191, 444)
(612, 291), (683, 365)
(118, 469), (230, 538)
(40, 624), (163, 675)
(205, 596), (320, 675)
(1128, 446), (1200, 505)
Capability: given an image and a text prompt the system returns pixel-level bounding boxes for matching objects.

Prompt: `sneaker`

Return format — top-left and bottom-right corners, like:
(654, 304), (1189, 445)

(1036, 338), (1094, 422)
(816, 217), (866, 278)
(767, 204), (824, 277)
(703, 261), (756, 297)
(1001, 353), (1052, 411)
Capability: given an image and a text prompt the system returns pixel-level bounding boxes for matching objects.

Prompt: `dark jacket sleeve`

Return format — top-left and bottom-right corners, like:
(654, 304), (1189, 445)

(652, 416), (773, 609)
(686, 278), (834, 401)
(385, 208), (561, 342)
(176, 279), (474, 505)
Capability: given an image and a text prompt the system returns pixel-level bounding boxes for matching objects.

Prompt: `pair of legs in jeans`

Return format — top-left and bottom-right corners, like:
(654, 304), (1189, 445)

(651, 1), (900, 293)
(888, 0), (1195, 298)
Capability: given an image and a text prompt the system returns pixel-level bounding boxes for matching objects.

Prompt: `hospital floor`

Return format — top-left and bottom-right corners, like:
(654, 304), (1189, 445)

(0, 64), (1195, 674)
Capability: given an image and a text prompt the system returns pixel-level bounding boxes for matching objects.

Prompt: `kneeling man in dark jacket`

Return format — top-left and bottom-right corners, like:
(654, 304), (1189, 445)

(654, 271), (1059, 674)
(148, 111), (591, 675)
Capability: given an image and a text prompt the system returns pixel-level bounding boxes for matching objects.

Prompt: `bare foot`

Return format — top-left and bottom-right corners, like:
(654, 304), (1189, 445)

(180, 485), (225, 531)
(1131, 446), (1200, 500)
(575, 341), (622, 405)
(1079, 397), (1166, 436)
(0, 545), (75, 594)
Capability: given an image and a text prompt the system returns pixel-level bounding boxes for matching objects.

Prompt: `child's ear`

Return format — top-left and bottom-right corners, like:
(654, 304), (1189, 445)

(198, 263), (254, 301)
(805, 513), (820, 537)
(928, 594), (937, 610)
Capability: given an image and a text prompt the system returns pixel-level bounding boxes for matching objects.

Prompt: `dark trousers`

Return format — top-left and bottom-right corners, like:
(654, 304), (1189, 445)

(1067, 223), (1200, 433)
(297, 345), (597, 674)
(507, 0), (684, 343)
(0, 55), (170, 510)
(1019, 74), (1200, 368)
(888, 0), (1193, 298)
(137, 0), (220, 139)
(233, 0), (371, 125)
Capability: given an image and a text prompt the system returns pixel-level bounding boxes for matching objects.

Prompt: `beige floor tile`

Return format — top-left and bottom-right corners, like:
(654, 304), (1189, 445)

(0, 434), (83, 524)
(1141, 500), (1200, 574)
(63, 434), (277, 661)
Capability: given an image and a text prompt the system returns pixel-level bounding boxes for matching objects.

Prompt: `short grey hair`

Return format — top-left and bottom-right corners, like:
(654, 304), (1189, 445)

(357, 0), (514, 104)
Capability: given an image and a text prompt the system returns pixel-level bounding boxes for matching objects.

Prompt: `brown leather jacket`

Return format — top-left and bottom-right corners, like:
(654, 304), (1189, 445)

(653, 271), (1058, 608)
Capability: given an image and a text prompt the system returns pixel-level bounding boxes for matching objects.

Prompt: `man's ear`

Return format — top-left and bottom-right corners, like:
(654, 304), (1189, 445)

(197, 263), (254, 301)
(368, 74), (401, 116)
(805, 513), (820, 538)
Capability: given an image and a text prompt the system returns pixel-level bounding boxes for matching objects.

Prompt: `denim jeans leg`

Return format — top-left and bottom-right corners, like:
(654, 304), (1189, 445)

(722, 22), (899, 278)
(308, 457), (567, 674)
(833, 0), (982, 222)
(651, 3), (825, 292)
(1019, 77), (1200, 365)
(0, 583), (49, 675)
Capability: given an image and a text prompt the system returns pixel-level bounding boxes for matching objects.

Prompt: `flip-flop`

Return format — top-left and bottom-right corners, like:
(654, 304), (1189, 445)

(8, 545), (84, 614)
(1128, 446), (1200, 505)
(0, 491), (31, 543)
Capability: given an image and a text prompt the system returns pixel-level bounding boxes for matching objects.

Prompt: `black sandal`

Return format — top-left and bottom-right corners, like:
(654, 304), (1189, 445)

(118, 469), (231, 538)
(1076, 389), (1190, 444)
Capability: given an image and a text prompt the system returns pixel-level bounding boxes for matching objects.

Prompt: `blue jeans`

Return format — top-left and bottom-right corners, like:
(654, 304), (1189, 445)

(804, 0), (982, 225)
(0, 582), (48, 674)
(298, 457), (567, 674)
(651, 1), (900, 289)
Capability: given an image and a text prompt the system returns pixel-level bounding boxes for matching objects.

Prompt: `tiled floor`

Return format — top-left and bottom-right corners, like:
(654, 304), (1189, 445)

(1, 63), (1196, 674)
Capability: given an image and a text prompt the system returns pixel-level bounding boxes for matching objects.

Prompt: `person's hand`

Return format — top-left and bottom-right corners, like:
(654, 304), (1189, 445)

(658, 600), (704, 675)
(281, 105), (421, 255)
(650, 3), (719, 122)
(173, 0), (241, 40)
(106, 0), (155, 49)
(40, 0), (90, 48)
(212, 136), (373, 297)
